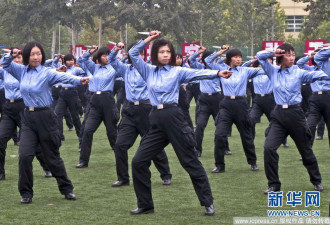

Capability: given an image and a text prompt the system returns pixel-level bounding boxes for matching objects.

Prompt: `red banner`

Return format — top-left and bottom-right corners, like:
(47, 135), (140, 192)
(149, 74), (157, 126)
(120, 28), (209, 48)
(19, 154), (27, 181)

(182, 42), (201, 58)
(305, 40), (327, 65)
(262, 41), (283, 51)
(70, 45), (88, 58)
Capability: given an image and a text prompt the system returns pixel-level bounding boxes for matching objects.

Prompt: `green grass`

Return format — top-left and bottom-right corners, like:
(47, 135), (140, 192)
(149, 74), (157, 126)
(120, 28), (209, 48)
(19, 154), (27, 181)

(0, 106), (329, 225)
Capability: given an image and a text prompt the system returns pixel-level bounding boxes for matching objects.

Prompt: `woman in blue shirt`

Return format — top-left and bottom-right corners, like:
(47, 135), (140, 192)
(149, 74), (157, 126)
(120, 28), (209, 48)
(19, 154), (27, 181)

(128, 30), (232, 216)
(2, 42), (89, 204)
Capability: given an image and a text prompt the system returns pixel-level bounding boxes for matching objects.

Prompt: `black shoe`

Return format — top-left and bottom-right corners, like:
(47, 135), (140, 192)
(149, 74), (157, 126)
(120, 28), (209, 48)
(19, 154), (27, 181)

(251, 164), (259, 171)
(225, 150), (232, 155)
(130, 207), (154, 215)
(299, 157), (303, 161)
(205, 204), (215, 216)
(65, 193), (76, 200)
(314, 183), (324, 192)
(264, 186), (280, 195)
(20, 197), (32, 204)
(283, 143), (289, 148)
(316, 136), (323, 140)
(0, 173), (5, 180)
(111, 180), (129, 187)
(75, 162), (88, 168)
(162, 179), (171, 185)
(211, 167), (225, 173)
(68, 127), (73, 131)
(44, 170), (52, 178)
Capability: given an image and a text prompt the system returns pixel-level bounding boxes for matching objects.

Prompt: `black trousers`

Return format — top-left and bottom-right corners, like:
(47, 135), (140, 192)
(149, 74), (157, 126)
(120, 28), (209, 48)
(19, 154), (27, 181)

(178, 86), (194, 129)
(77, 84), (88, 108)
(113, 80), (126, 112)
(19, 108), (73, 198)
(79, 92), (119, 164)
(195, 93), (230, 153)
(301, 84), (312, 115)
(264, 105), (322, 189)
(307, 94), (330, 147)
(0, 89), (5, 115)
(132, 106), (213, 209)
(186, 83), (200, 125)
(78, 92), (93, 149)
(51, 86), (73, 129)
(114, 102), (171, 182)
(214, 98), (257, 169)
(55, 88), (81, 139)
(317, 117), (325, 137)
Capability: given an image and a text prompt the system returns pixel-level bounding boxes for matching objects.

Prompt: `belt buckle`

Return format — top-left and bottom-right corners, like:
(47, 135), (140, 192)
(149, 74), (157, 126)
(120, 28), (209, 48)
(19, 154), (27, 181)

(302, 83), (306, 86)
(230, 96), (235, 99)
(318, 91), (323, 95)
(134, 101), (140, 105)
(28, 107), (35, 111)
(55, 86), (59, 88)
(157, 104), (164, 109)
(10, 99), (14, 103)
(261, 94), (265, 97)
(96, 91), (101, 95)
(208, 93), (212, 96)
(65, 87), (68, 90)
(282, 105), (288, 109)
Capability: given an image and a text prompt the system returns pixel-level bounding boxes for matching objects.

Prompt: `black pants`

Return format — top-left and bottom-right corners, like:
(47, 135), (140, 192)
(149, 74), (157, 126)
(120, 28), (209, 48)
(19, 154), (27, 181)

(55, 88), (81, 139)
(114, 102), (171, 182)
(214, 98), (257, 169)
(178, 86), (194, 130)
(51, 86), (73, 129)
(307, 94), (330, 147)
(77, 84), (88, 108)
(301, 84), (312, 116)
(0, 89), (5, 115)
(132, 106), (213, 209)
(317, 117), (325, 137)
(264, 105), (322, 189)
(186, 83), (200, 125)
(19, 108), (73, 198)
(195, 93), (230, 154)
(79, 92), (119, 164)
(78, 93), (93, 149)
(113, 80), (126, 113)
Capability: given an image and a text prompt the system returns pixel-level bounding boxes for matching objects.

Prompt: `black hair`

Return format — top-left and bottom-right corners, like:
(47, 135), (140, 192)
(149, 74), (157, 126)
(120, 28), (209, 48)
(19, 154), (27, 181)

(175, 53), (183, 66)
(276, 43), (295, 65)
(311, 49), (321, 66)
(10, 47), (22, 56)
(22, 41), (46, 66)
(127, 43), (146, 64)
(225, 49), (242, 65)
(96, 47), (110, 64)
(201, 51), (213, 67)
(150, 38), (176, 66)
(63, 54), (76, 65)
(252, 60), (260, 68)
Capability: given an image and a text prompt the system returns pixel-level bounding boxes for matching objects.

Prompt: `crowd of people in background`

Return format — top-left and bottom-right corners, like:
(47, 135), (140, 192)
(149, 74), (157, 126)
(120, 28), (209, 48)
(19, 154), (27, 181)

(0, 30), (329, 216)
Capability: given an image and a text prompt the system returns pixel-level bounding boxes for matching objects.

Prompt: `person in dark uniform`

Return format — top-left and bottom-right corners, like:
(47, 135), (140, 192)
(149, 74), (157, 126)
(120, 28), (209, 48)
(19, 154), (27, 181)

(55, 54), (86, 141)
(189, 46), (232, 157)
(205, 48), (262, 173)
(75, 46), (119, 168)
(128, 30), (232, 216)
(256, 43), (326, 194)
(109, 42), (172, 187)
(2, 42), (89, 204)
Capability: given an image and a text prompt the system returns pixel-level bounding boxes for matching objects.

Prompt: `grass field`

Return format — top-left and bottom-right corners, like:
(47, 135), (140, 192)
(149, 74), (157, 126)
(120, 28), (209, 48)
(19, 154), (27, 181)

(0, 105), (329, 225)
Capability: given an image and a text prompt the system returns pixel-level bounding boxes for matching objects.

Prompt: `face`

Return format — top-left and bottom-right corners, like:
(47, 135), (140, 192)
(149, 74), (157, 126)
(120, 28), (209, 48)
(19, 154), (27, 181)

(175, 55), (183, 66)
(157, 45), (171, 66)
(100, 54), (109, 65)
(65, 59), (75, 67)
(230, 55), (242, 67)
(281, 50), (295, 68)
(29, 46), (42, 68)
(13, 55), (23, 64)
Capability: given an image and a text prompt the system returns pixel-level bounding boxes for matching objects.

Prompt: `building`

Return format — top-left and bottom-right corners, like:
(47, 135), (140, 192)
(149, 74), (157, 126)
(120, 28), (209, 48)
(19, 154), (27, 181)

(277, 0), (309, 38)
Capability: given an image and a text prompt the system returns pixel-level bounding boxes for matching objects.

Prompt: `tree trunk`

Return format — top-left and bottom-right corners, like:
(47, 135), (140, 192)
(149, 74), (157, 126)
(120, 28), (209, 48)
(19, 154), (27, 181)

(120, 26), (124, 44)
(51, 21), (57, 57)
(98, 16), (103, 47)
(72, 23), (77, 56)
(28, 24), (33, 42)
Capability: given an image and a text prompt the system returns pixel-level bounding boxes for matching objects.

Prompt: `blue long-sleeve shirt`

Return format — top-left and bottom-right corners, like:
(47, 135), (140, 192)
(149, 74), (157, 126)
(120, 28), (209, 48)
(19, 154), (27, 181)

(241, 60), (272, 95)
(297, 56), (330, 92)
(61, 66), (86, 88)
(1, 54), (82, 107)
(79, 52), (119, 92)
(256, 50), (330, 105)
(189, 52), (221, 93)
(0, 68), (22, 100)
(109, 49), (149, 102)
(206, 52), (264, 96)
(128, 40), (220, 106)
(314, 48), (330, 76)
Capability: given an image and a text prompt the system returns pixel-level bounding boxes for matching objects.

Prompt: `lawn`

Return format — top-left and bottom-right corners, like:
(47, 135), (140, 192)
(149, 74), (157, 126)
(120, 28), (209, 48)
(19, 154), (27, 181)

(0, 105), (329, 225)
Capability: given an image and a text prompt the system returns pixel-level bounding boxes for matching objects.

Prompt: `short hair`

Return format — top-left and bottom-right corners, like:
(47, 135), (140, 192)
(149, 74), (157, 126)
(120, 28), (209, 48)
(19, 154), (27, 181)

(127, 43), (146, 64)
(225, 49), (242, 65)
(276, 43), (295, 65)
(175, 53), (183, 66)
(22, 41), (46, 66)
(96, 47), (110, 63)
(311, 49), (321, 66)
(63, 54), (76, 65)
(150, 38), (176, 66)
(201, 51), (213, 67)
(252, 60), (260, 68)
(10, 47), (22, 57)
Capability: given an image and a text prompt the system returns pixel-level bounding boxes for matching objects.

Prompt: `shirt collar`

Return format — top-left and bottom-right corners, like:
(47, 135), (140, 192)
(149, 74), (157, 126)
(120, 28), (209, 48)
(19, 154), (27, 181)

(229, 66), (239, 71)
(154, 64), (171, 72)
(26, 64), (43, 72)
(278, 66), (294, 73)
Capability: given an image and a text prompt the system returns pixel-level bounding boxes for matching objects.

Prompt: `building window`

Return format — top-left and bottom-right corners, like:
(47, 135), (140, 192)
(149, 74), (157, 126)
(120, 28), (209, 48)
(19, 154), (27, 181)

(285, 15), (304, 32)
